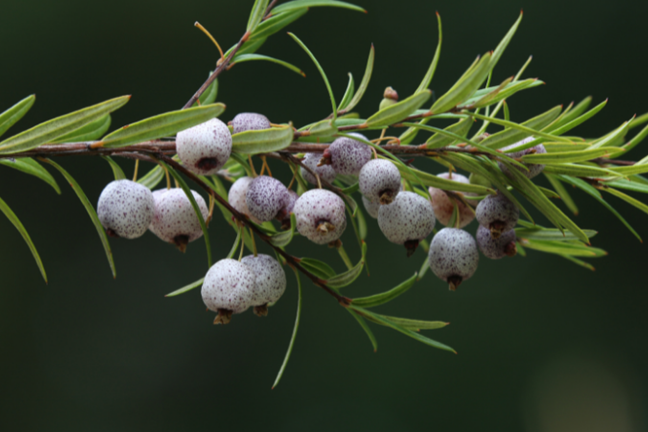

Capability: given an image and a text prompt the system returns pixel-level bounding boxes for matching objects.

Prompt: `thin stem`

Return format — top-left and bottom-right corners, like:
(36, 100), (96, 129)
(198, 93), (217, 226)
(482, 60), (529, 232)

(249, 226), (258, 257)
(337, 245), (353, 270)
(132, 159), (140, 182)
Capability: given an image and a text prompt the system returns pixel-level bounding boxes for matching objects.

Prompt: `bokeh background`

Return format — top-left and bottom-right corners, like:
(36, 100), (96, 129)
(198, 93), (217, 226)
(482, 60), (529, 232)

(1, 0), (648, 430)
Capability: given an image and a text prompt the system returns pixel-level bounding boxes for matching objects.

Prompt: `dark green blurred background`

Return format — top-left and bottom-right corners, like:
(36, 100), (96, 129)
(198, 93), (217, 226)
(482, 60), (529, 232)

(1, 0), (648, 430)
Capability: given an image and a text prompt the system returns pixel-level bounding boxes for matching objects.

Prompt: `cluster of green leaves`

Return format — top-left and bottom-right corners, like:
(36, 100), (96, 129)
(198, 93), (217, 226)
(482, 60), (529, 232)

(3, 0), (648, 387)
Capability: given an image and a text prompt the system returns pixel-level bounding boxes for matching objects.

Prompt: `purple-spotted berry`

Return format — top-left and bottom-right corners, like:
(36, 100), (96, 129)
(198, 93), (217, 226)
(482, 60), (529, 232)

(293, 189), (347, 245)
(378, 191), (436, 256)
(176, 118), (232, 176)
(428, 172), (476, 228)
(240, 254), (286, 316)
(97, 180), (154, 239)
(359, 159), (401, 205)
(428, 228), (479, 290)
(476, 225), (517, 259)
(149, 188), (209, 252)
(201, 259), (256, 324)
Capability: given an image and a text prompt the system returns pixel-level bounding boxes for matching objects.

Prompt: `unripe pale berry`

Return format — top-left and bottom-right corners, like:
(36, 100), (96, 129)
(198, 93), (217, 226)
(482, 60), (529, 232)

(201, 259), (256, 324)
(241, 254), (286, 316)
(475, 192), (519, 238)
(428, 227), (479, 291)
(378, 191), (436, 256)
(326, 133), (372, 176)
(294, 189), (347, 245)
(498, 136), (547, 179)
(359, 159), (402, 205)
(276, 189), (298, 229)
(362, 196), (379, 219)
(300, 152), (336, 186)
(228, 176), (261, 224)
(149, 188), (209, 252)
(176, 118), (232, 176)
(231, 112), (271, 134)
(245, 175), (290, 222)
(97, 179), (154, 239)
(476, 225), (517, 259)
(428, 172), (476, 228)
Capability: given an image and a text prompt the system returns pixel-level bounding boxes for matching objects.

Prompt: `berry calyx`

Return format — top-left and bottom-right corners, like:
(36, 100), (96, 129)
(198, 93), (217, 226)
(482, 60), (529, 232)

(294, 189), (347, 244)
(97, 180), (154, 239)
(149, 188), (209, 252)
(176, 118), (232, 176)
(378, 191), (436, 256)
(201, 259), (256, 324)
(428, 228), (479, 290)
(428, 172), (476, 228)
(359, 159), (402, 205)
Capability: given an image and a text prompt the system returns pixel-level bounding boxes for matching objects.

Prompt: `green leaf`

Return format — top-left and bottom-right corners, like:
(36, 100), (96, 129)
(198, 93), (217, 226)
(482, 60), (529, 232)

(51, 115), (112, 143)
(469, 110), (572, 146)
(589, 119), (631, 149)
(100, 156), (126, 180)
(344, 44), (374, 113)
(325, 242), (366, 288)
(608, 163), (648, 176)
(160, 162), (211, 266)
(0, 157), (60, 194)
(480, 105), (563, 149)
(0, 96), (130, 154)
(518, 239), (606, 257)
(273, 267), (302, 389)
(603, 179), (648, 194)
(352, 307), (456, 353)
(231, 53), (305, 76)
(365, 90), (431, 127)
(430, 52), (492, 114)
(550, 96), (592, 129)
(0, 195), (47, 282)
(425, 117), (473, 148)
(193, 73), (218, 107)
(365, 314), (448, 331)
(137, 164), (166, 190)
(0, 95), (35, 138)
(515, 228), (597, 241)
(247, 0), (270, 33)
(299, 257), (337, 280)
(397, 164), (494, 195)
(249, 9), (308, 41)
(545, 99), (607, 139)
(231, 124), (293, 154)
(462, 79), (542, 110)
(42, 159), (115, 277)
(352, 273), (417, 308)
(270, 213), (296, 247)
(622, 122), (648, 152)
(560, 254), (596, 271)
(348, 309), (378, 352)
(489, 11), (523, 71)
(337, 73), (355, 111)
(356, 204), (367, 240)
(543, 163), (620, 178)
(603, 187), (648, 216)
(543, 143), (592, 153)
(165, 277), (204, 297)
(101, 103), (225, 148)
(288, 32), (337, 119)
(521, 147), (622, 164)
(415, 12), (442, 93)
(545, 174), (578, 215)
(272, 0), (366, 14)
(307, 119), (337, 137)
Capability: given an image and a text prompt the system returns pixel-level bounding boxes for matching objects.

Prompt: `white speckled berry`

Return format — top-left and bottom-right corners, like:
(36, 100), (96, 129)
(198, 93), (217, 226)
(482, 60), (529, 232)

(149, 188), (209, 252)
(328, 133), (372, 175)
(498, 136), (547, 179)
(362, 196), (380, 219)
(97, 180), (154, 239)
(475, 192), (519, 238)
(231, 112), (271, 134)
(176, 118), (232, 176)
(245, 175), (289, 222)
(428, 173), (476, 228)
(276, 189), (298, 229)
(241, 254), (286, 315)
(202, 259), (256, 324)
(301, 153), (336, 186)
(476, 225), (517, 259)
(294, 189), (347, 244)
(359, 159), (401, 204)
(378, 191), (435, 255)
(228, 177), (261, 224)
(428, 228), (479, 290)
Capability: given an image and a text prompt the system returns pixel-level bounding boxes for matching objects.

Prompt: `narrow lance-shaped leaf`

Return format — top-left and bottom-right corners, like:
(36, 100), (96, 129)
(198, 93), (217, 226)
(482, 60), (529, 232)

(231, 124), (293, 154)
(415, 12), (442, 93)
(337, 73), (355, 111)
(0, 196), (47, 282)
(0, 158), (60, 194)
(100, 156), (126, 180)
(602, 187), (648, 216)
(165, 278), (204, 297)
(480, 105), (563, 149)
(270, 213), (296, 247)
(51, 115), (112, 144)
(344, 44), (375, 113)
(247, 0), (270, 33)
(272, 267), (303, 389)
(137, 164), (166, 190)
(549, 96), (592, 129)
(362, 314), (448, 331)
(325, 242), (367, 288)
(430, 52), (492, 114)
(272, 0), (366, 14)
(352, 273), (418, 308)
(307, 119), (337, 137)
(622, 122), (648, 152)
(425, 117), (473, 148)
(249, 9), (308, 42)
(299, 257), (337, 280)
(0, 96), (130, 154)
(521, 147), (623, 164)
(193, 73), (218, 107)
(160, 161), (212, 267)
(518, 239), (606, 257)
(365, 90), (431, 127)
(41, 158), (116, 277)
(231, 53), (305, 76)
(348, 309), (378, 352)
(288, 32), (337, 119)
(489, 11), (523, 70)
(100, 103), (225, 148)
(545, 173), (578, 215)
(589, 119), (632, 149)
(0, 95), (36, 138)
(468, 110), (572, 144)
(515, 227), (597, 241)
(396, 163), (495, 195)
